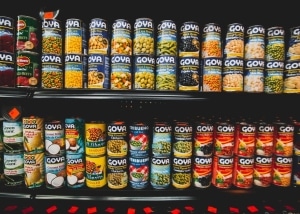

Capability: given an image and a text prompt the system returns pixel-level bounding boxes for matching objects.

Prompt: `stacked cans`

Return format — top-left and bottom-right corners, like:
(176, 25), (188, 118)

(201, 23), (222, 92)
(222, 23), (245, 92)
(0, 16), (15, 87)
(64, 18), (88, 89)
(110, 19), (132, 90)
(292, 118), (300, 186)
(15, 15), (40, 88)
(87, 18), (110, 89)
(41, 18), (63, 89)
(264, 26), (285, 93)
(133, 18), (155, 90)
(155, 20), (178, 91)
(178, 21), (200, 91)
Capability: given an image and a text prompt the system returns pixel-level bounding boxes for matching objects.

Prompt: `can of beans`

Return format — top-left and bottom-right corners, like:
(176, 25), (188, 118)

(232, 155), (254, 189)
(156, 20), (177, 56)
(44, 120), (65, 156)
(173, 121), (193, 157)
(0, 16), (15, 53)
(178, 55), (200, 91)
(179, 21), (200, 57)
(65, 18), (86, 55)
(244, 25), (265, 60)
(152, 121), (172, 157)
(273, 122), (294, 157)
(224, 23), (244, 59)
(41, 54), (63, 89)
(222, 58), (244, 92)
(172, 156), (192, 189)
(45, 154), (66, 189)
(66, 153), (86, 188)
(16, 15), (39, 52)
(287, 26), (300, 60)
(243, 59), (265, 93)
(193, 156), (212, 188)
(256, 121), (274, 157)
(87, 53), (110, 89)
(107, 156), (128, 189)
(107, 120), (128, 157)
(110, 54), (132, 90)
(214, 120), (235, 156)
(193, 120), (214, 156)
(272, 155), (293, 187)
(24, 152), (44, 188)
(129, 156), (149, 189)
(129, 122), (150, 157)
(88, 18), (109, 55)
(133, 55), (155, 90)
(2, 120), (23, 152)
(16, 51), (40, 88)
(201, 23), (222, 58)
(4, 151), (24, 186)
(253, 155), (273, 187)
(85, 121), (106, 156)
(150, 156), (171, 189)
(85, 154), (107, 188)
(23, 116), (44, 154)
(133, 18), (154, 56)
(266, 26), (285, 61)
(202, 57), (222, 92)
(42, 19), (62, 55)
(234, 121), (256, 157)
(0, 52), (15, 87)
(283, 60), (300, 93)
(211, 155), (233, 189)
(65, 117), (85, 155)
(264, 60), (284, 93)
(111, 19), (132, 56)
(155, 55), (177, 91)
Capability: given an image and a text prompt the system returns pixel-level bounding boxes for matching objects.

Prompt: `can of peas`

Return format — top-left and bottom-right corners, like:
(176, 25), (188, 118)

(42, 19), (62, 55)
(41, 54), (63, 89)
(265, 26), (285, 61)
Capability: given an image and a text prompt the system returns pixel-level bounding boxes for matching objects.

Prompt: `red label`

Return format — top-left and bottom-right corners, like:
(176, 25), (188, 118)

(17, 20), (26, 31)
(17, 56), (30, 67)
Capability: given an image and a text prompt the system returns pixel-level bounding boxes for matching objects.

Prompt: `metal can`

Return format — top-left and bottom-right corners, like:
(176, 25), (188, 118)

(129, 156), (149, 189)
(16, 15), (39, 52)
(272, 155), (293, 187)
(0, 52), (15, 87)
(85, 154), (107, 188)
(41, 54), (63, 89)
(211, 155), (233, 189)
(44, 154), (66, 189)
(292, 155), (300, 186)
(133, 18), (154, 56)
(66, 153), (86, 188)
(243, 59), (265, 93)
(65, 117), (85, 155)
(173, 121), (193, 157)
(234, 121), (256, 157)
(253, 155), (273, 187)
(156, 20), (177, 56)
(65, 18), (86, 55)
(107, 156), (128, 189)
(287, 26), (300, 61)
(152, 121), (172, 157)
(107, 120), (128, 157)
(178, 55), (200, 91)
(172, 156), (192, 189)
(23, 116), (44, 154)
(133, 55), (155, 90)
(4, 152), (24, 186)
(87, 53), (110, 89)
(244, 25), (265, 60)
(179, 21), (200, 57)
(201, 23), (222, 58)
(283, 60), (300, 93)
(193, 120), (214, 156)
(232, 155), (254, 189)
(256, 121), (274, 157)
(150, 156), (171, 189)
(44, 120), (65, 156)
(202, 57), (222, 92)
(266, 26), (285, 61)
(24, 152), (44, 188)
(222, 58), (244, 92)
(2, 120), (23, 152)
(42, 19), (62, 55)
(64, 54), (87, 89)
(88, 18), (109, 55)
(129, 122), (150, 157)
(110, 54), (132, 90)
(224, 23), (244, 59)
(85, 121), (106, 156)
(193, 156), (212, 188)
(0, 16), (15, 53)
(273, 122), (294, 157)
(111, 19), (132, 56)
(264, 60), (284, 93)
(155, 55), (177, 91)
(214, 121), (235, 156)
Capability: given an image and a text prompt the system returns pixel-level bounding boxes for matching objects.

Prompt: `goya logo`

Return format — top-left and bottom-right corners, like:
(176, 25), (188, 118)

(112, 20), (131, 30)
(17, 56), (30, 67)
(157, 21), (176, 31)
(0, 17), (13, 28)
(66, 19), (81, 28)
(90, 19), (107, 29)
(17, 20), (26, 31)
(43, 19), (60, 29)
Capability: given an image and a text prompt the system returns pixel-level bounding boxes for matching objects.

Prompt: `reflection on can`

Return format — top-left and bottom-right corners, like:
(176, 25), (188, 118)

(224, 23), (244, 59)
(211, 155), (233, 189)
(253, 155), (273, 187)
(201, 23), (222, 58)
(107, 156), (128, 189)
(23, 116), (44, 154)
(172, 156), (192, 189)
(66, 153), (85, 188)
(272, 155), (292, 187)
(152, 121), (172, 157)
(44, 120), (64, 156)
(24, 152), (44, 188)
(232, 155), (254, 189)
(193, 156), (212, 188)
(266, 26), (285, 61)
(150, 156), (171, 189)
(129, 156), (149, 189)
(45, 154), (66, 189)
(4, 152), (24, 186)
(2, 121), (23, 152)
(133, 18), (154, 56)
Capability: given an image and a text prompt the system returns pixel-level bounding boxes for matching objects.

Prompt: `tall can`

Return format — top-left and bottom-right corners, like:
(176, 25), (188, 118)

(41, 54), (63, 89)
(66, 153), (86, 188)
(283, 60), (300, 93)
(44, 154), (66, 189)
(265, 26), (285, 61)
(224, 23), (244, 59)
(0, 52), (15, 87)
(201, 23), (222, 58)
(23, 116), (44, 154)
(85, 121), (106, 156)
(111, 19), (132, 56)
(243, 59), (265, 93)
(129, 122), (150, 157)
(232, 155), (254, 189)
(133, 18), (154, 56)
(222, 58), (244, 92)
(41, 19), (62, 55)
(133, 55), (155, 90)
(264, 60), (284, 93)
(193, 156), (212, 188)
(0, 16), (15, 53)
(2, 120), (23, 152)
(107, 120), (128, 157)
(129, 156), (149, 189)
(253, 155), (273, 187)
(44, 120), (65, 156)
(156, 20), (177, 56)
(4, 151), (24, 186)
(87, 53), (110, 89)
(202, 57), (222, 92)
(211, 155), (234, 189)
(273, 121), (294, 157)
(64, 54), (87, 89)
(152, 121), (172, 157)
(107, 156), (128, 189)
(256, 120), (274, 157)
(85, 154), (106, 188)
(179, 21), (200, 57)
(172, 156), (192, 189)
(234, 121), (256, 157)
(65, 18), (86, 55)
(88, 18), (109, 55)
(193, 120), (214, 156)
(155, 55), (177, 91)
(110, 54), (132, 90)
(24, 152), (44, 188)
(65, 117), (85, 155)
(272, 155), (293, 187)
(214, 120), (235, 157)
(244, 25), (265, 60)
(173, 121), (193, 158)
(178, 55), (200, 91)
(150, 156), (171, 189)
(287, 26), (300, 61)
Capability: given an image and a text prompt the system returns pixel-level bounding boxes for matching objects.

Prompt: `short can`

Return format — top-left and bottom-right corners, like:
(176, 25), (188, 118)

(253, 155), (273, 187)
(133, 18), (154, 56)
(44, 154), (66, 189)
(85, 121), (106, 156)
(201, 23), (222, 58)
(133, 55), (155, 90)
(152, 121), (172, 157)
(111, 19), (132, 56)
(88, 18), (109, 55)
(85, 154), (107, 188)
(66, 153), (86, 188)
(224, 23), (244, 59)
(193, 155), (212, 188)
(2, 120), (23, 152)
(0, 16), (15, 53)
(65, 117), (85, 155)
(172, 156), (192, 189)
(24, 152), (45, 188)
(23, 116), (44, 154)
(150, 156), (171, 189)
(41, 54), (63, 89)
(107, 156), (128, 189)
(156, 20), (177, 56)
(107, 120), (128, 157)
(87, 53), (110, 89)
(232, 155), (254, 189)
(4, 151), (24, 186)
(272, 155), (293, 187)
(42, 19), (62, 55)
(129, 156), (149, 189)
(173, 121), (193, 157)
(155, 55), (177, 91)
(211, 155), (234, 189)
(129, 122), (150, 157)
(44, 120), (65, 156)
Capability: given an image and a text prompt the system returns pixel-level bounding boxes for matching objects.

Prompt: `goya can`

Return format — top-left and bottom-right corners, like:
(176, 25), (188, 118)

(4, 152), (24, 186)
(65, 18), (86, 55)
(44, 120), (65, 156)
(264, 60), (284, 93)
(85, 121), (106, 156)
(172, 156), (192, 189)
(266, 26), (285, 61)
(129, 122), (150, 157)
(211, 155), (233, 189)
(244, 25), (265, 60)
(253, 155), (273, 187)
(133, 18), (154, 56)
(111, 19), (132, 56)
(243, 59), (265, 93)
(273, 122), (294, 157)
(110, 54), (132, 90)
(66, 153), (86, 188)
(107, 156), (128, 189)
(214, 120), (235, 156)
(152, 121), (172, 157)
(23, 116), (44, 154)
(150, 156), (171, 189)
(232, 155), (254, 189)
(287, 26), (300, 61)
(129, 156), (149, 189)
(133, 55), (155, 90)
(178, 56), (200, 91)
(156, 20), (177, 56)
(234, 121), (256, 157)
(45, 154), (66, 189)
(42, 19), (62, 55)
(0, 52), (15, 87)
(202, 57), (222, 92)
(88, 18), (109, 55)
(292, 155), (300, 186)
(24, 152), (44, 188)
(193, 156), (212, 188)
(179, 21), (200, 57)
(222, 58), (244, 92)
(16, 51), (40, 88)
(64, 54), (87, 89)
(173, 121), (193, 157)
(224, 23), (244, 59)
(283, 60), (300, 93)
(107, 120), (128, 157)
(0, 16), (15, 53)
(256, 121), (274, 157)
(155, 55), (177, 91)
(87, 53), (110, 89)
(65, 117), (85, 155)
(272, 155), (293, 187)
(201, 23), (222, 58)
(41, 54), (63, 89)
(2, 120), (23, 152)
(16, 15), (39, 52)
(193, 120), (214, 156)
(85, 154), (106, 188)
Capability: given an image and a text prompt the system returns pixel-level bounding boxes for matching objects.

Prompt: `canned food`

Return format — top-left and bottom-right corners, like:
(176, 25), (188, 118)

(155, 55), (177, 91)
(66, 153), (85, 188)
(64, 54), (87, 89)
(264, 60), (284, 93)
(156, 20), (177, 56)
(172, 156), (192, 189)
(222, 58), (244, 92)
(87, 53), (110, 89)
(107, 156), (128, 189)
(272, 155), (292, 187)
(110, 54), (132, 90)
(2, 120), (23, 152)
(0, 52), (15, 87)
(85, 121), (106, 156)
(42, 19), (62, 55)
(273, 122), (294, 157)
(202, 57), (222, 92)
(0, 16), (15, 53)
(129, 122), (150, 157)
(266, 26), (285, 61)
(287, 26), (300, 60)
(107, 120), (128, 157)
(232, 155), (254, 189)
(224, 23), (244, 59)
(243, 59), (265, 93)
(292, 155), (300, 186)
(129, 156), (149, 189)
(253, 155), (273, 187)
(283, 60), (300, 93)
(150, 156), (171, 189)
(133, 55), (155, 90)
(173, 121), (193, 157)
(179, 21), (200, 57)
(44, 120), (64, 156)
(41, 54), (63, 89)
(45, 154), (66, 189)
(23, 116), (44, 154)
(24, 152), (44, 188)
(178, 56), (200, 91)
(65, 117), (85, 155)
(65, 18), (86, 55)
(133, 18), (154, 56)
(111, 19), (132, 55)
(244, 25), (265, 60)
(85, 155), (106, 188)
(193, 156), (212, 188)
(256, 121), (274, 156)
(4, 152), (24, 186)
(214, 121), (235, 156)
(201, 23), (222, 58)
(234, 121), (256, 157)
(88, 18), (109, 55)
(211, 155), (233, 189)
(152, 121), (172, 157)
(193, 120), (214, 156)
